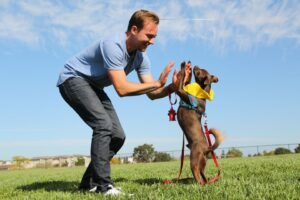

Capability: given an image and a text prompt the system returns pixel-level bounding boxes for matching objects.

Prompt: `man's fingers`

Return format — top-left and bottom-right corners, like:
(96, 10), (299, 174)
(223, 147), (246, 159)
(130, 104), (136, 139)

(167, 61), (175, 69)
(161, 61), (175, 79)
(166, 61), (175, 72)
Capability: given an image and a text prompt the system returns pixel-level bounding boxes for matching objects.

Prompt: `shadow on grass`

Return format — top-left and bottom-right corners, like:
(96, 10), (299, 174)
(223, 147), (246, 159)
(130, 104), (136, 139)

(133, 177), (195, 185)
(175, 177), (195, 184)
(134, 178), (162, 185)
(113, 177), (162, 185)
(113, 177), (129, 183)
(17, 181), (79, 192)
(17, 177), (197, 192)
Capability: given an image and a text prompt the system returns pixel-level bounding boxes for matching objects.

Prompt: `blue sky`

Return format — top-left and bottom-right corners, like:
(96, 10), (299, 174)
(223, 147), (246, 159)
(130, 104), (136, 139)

(1, 0), (300, 160)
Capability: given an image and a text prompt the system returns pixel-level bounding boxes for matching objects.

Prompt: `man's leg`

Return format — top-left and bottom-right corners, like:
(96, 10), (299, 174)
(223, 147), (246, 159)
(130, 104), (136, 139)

(95, 89), (126, 160)
(59, 77), (113, 192)
(78, 162), (93, 190)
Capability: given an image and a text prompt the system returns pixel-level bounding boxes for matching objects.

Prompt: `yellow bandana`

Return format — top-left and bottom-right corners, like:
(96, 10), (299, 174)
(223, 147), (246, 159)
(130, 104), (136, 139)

(183, 83), (214, 101)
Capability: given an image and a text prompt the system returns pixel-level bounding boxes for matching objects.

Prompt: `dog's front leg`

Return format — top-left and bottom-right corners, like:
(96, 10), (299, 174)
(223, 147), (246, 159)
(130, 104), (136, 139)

(176, 62), (190, 103)
(183, 61), (192, 85)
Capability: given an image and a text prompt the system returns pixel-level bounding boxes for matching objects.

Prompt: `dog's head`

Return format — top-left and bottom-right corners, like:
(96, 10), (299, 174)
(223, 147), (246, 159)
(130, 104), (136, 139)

(193, 65), (218, 92)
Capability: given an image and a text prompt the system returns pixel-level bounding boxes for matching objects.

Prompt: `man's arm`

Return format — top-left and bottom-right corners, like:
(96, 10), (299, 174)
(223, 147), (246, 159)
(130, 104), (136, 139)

(107, 69), (161, 97)
(108, 61), (174, 98)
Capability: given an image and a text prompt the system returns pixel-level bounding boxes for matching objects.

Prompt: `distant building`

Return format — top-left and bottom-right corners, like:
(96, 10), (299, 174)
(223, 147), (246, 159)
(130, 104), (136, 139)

(28, 155), (90, 168)
(0, 160), (12, 170)
(0, 155), (91, 169)
(119, 156), (135, 164)
(0, 154), (136, 169)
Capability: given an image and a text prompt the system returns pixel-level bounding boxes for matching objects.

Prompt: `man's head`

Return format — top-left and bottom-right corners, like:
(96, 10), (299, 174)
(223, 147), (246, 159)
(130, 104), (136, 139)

(126, 10), (159, 52)
(127, 10), (159, 32)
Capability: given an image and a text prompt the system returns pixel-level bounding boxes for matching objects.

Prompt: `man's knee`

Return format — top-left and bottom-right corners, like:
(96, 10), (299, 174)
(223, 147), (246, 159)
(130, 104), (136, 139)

(110, 136), (125, 158)
(116, 128), (126, 141)
(111, 128), (126, 150)
(92, 117), (113, 136)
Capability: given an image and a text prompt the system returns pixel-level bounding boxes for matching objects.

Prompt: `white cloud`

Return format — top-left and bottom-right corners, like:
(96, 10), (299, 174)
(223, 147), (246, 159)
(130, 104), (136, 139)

(0, 13), (39, 45)
(185, 0), (300, 49)
(0, 0), (299, 50)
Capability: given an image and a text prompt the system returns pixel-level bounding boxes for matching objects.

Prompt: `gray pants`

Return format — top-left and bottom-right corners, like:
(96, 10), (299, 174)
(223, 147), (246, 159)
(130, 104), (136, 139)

(59, 77), (125, 192)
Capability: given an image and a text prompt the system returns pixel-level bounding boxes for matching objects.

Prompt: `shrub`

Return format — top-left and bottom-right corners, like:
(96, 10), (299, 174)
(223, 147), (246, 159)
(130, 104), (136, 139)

(263, 150), (275, 156)
(110, 157), (121, 165)
(253, 153), (262, 157)
(153, 152), (172, 162)
(274, 147), (292, 155)
(61, 161), (68, 167)
(75, 157), (85, 166)
(226, 148), (243, 158)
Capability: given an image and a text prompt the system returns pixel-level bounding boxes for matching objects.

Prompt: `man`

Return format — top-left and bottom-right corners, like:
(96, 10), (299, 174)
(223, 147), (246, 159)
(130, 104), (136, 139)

(57, 10), (178, 195)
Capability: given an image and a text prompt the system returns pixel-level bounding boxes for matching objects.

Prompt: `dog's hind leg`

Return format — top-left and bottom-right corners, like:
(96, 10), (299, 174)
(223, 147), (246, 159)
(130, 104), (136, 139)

(199, 156), (208, 184)
(190, 145), (205, 186)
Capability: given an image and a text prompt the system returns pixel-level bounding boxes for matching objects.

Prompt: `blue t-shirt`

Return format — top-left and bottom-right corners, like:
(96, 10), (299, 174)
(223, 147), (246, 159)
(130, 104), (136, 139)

(57, 33), (151, 88)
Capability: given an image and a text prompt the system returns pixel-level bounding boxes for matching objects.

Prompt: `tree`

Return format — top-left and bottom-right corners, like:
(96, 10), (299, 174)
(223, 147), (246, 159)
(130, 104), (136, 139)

(274, 147), (291, 155)
(295, 144), (300, 153)
(153, 152), (172, 162)
(226, 148), (243, 158)
(133, 144), (155, 163)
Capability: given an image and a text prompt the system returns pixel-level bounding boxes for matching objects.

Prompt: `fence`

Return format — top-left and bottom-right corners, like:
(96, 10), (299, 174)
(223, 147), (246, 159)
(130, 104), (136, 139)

(116, 143), (300, 160)
(3, 143), (298, 170)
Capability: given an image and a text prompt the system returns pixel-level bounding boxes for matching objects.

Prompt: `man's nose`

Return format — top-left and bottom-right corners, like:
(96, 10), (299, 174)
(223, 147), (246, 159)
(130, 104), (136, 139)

(149, 38), (155, 45)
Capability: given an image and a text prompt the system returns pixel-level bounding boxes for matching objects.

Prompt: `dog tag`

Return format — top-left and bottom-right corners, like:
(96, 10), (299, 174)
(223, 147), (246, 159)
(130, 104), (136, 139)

(168, 107), (176, 121)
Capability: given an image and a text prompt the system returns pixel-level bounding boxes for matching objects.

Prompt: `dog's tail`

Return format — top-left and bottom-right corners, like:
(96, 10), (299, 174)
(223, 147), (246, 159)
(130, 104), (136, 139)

(208, 128), (224, 150)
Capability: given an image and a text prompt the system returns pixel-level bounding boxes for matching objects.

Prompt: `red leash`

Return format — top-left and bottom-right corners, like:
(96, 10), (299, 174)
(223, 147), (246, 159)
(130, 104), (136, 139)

(203, 114), (221, 184)
(167, 85), (177, 121)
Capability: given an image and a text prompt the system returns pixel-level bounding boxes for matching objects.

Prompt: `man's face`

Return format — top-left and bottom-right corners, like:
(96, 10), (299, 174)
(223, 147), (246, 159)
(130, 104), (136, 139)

(133, 20), (158, 52)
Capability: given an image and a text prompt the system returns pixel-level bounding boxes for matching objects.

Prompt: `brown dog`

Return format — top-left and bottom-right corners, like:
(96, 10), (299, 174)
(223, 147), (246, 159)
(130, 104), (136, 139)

(176, 61), (223, 186)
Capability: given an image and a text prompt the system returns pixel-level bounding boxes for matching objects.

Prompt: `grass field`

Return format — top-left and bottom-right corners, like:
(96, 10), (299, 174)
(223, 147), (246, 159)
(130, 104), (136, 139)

(0, 154), (299, 200)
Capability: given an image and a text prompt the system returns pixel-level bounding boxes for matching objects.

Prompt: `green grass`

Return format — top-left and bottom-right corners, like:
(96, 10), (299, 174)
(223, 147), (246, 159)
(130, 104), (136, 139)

(0, 154), (299, 200)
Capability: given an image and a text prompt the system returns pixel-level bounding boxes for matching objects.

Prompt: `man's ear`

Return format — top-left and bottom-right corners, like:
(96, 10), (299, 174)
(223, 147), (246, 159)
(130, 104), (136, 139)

(131, 25), (138, 35)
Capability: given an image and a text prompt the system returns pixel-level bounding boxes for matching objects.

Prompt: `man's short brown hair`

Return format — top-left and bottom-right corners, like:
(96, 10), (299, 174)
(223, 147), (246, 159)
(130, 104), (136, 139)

(127, 10), (159, 32)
